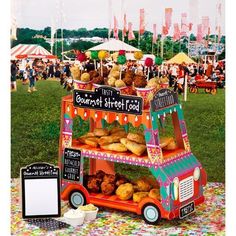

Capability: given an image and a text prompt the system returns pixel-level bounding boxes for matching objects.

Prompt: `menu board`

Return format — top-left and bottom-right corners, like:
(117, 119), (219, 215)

(151, 89), (178, 111)
(21, 163), (61, 218)
(73, 86), (143, 115)
(63, 148), (81, 182)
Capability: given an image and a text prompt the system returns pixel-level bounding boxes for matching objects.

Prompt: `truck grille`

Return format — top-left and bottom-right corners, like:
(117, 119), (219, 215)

(179, 176), (194, 202)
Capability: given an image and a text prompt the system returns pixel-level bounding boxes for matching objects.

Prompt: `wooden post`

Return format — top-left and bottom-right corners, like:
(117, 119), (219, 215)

(184, 74), (188, 101)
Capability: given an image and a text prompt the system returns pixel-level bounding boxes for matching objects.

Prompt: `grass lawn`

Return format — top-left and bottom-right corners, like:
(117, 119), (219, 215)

(11, 80), (225, 182)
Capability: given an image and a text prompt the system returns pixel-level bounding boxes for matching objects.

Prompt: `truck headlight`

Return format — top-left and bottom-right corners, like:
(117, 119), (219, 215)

(172, 177), (179, 200)
(193, 167), (200, 181)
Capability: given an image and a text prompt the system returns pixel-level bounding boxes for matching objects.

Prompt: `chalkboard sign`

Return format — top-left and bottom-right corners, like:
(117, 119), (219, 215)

(73, 86), (143, 115)
(21, 163), (61, 219)
(63, 148), (81, 182)
(151, 89), (178, 111)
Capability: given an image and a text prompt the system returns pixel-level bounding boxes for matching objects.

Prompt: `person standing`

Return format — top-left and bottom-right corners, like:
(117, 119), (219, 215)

(28, 66), (37, 93)
(48, 62), (55, 78)
(11, 60), (18, 92)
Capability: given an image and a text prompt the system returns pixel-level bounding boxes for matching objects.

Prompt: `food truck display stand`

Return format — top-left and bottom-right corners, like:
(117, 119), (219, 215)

(58, 87), (207, 225)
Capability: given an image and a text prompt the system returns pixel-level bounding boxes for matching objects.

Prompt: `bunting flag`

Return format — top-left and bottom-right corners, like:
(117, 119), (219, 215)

(189, 23), (193, 32)
(180, 13), (188, 37)
(123, 13), (127, 38)
(218, 26), (221, 43)
(165, 8), (173, 30)
(128, 22), (135, 40)
(217, 2), (222, 16)
(173, 23), (181, 41)
(196, 24), (203, 42)
(201, 16), (210, 36)
(152, 23), (157, 43)
(189, 0), (199, 32)
(162, 25), (168, 38)
(139, 8), (145, 35)
(113, 16), (119, 39)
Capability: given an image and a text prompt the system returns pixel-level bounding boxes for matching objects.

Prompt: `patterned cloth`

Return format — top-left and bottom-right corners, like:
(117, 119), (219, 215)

(11, 179), (225, 235)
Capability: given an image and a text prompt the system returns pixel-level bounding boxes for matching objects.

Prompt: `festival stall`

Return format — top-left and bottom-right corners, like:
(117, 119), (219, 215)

(11, 44), (57, 60)
(165, 52), (196, 65)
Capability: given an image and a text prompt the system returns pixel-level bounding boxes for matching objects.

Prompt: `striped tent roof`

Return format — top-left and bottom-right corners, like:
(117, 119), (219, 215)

(11, 44), (55, 60)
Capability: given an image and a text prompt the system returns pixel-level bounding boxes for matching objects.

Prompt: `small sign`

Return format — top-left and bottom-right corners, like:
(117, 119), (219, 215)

(63, 148), (81, 182)
(21, 163), (61, 219)
(151, 89), (178, 111)
(179, 202), (195, 219)
(73, 86), (143, 115)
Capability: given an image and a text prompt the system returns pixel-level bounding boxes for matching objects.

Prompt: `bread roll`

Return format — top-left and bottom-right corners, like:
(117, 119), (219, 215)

(120, 138), (146, 156)
(149, 188), (161, 200)
(133, 192), (149, 203)
(116, 183), (134, 200)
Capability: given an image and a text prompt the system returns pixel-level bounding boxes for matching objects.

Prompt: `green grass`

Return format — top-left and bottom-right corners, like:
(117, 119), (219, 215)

(11, 81), (225, 182)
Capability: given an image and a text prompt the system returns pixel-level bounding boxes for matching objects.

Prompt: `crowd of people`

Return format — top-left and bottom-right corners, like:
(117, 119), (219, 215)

(11, 57), (225, 95)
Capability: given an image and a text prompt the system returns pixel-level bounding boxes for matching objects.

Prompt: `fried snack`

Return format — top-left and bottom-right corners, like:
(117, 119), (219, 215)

(81, 72), (90, 82)
(127, 132), (146, 144)
(93, 128), (110, 137)
(159, 137), (174, 148)
(77, 137), (99, 148)
(92, 76), (104, 85)
(133, 192), (149, 203)
(98, 134), (126, 146)
(120, 138), (146, 156)
(123, 76), (133, 86)
(110, 127), (125, 134)
(141, 176), (160, 189)
(87, 176), (102, 193)
(95, 170), (106, 180)
(134, 178), (152, 192)
(101, 182), (115, 195)
(163, 140), (177, 150)
(108, 71), (120, 79)
(100, 143), (127, 152)
(115, 79), (126, 88)
(116, 183), (134, 200)
(148, 188), (161, 200)
(115, 173), (129, 187)
(89, 70), (99, 79)
(103, 174), (116, 183)
(107, 77), (117, 87)
(80, 132), (95, 139)
(134, 75), (147, 88)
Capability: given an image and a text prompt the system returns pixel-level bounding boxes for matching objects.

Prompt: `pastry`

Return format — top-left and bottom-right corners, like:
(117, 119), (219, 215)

(107, 77), (117, 87)
(100, 143), (127, 152)
(127, 132), (146, 144)
(115, 79), (126, 88)
(133, 192), (149, 203)
(81, 72), (90, 82)
(110, 131), (127, 138)
(101, 182), (115, 195)
(110, 127), (125, 134)
(148, 188), (161, 200)
(77, 137), (99, 148)
(80, 132), (95, 139)
(163, 140), (177, 150)
(98, 134), (126, 146)
(103, 174), (116, 183)
(120, 138), (146, 156)
(116, 183), (134, 200)
(134, 178), (152, 192)
(93, 128), (110, 137)
(159, 137), (174, 148)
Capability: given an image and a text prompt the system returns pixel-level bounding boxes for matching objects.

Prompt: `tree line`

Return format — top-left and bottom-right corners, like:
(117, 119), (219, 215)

(11, 27), (225, 60)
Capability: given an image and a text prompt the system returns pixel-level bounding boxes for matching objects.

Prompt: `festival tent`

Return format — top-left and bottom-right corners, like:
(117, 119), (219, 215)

(88, 38), (140, 52)
(11, 44), (56, 60)
(166, 52), (196, 64)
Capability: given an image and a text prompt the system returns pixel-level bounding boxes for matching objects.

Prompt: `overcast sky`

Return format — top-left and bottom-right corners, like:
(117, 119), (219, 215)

(12, 0), (225, 35)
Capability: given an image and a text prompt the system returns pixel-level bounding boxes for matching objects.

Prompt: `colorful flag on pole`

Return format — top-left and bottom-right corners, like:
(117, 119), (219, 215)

(218, 26), (221, 43)
(139, 8), (145, 35)
(128, 22), (135, 40)
(113, 16), (119, 39)
(152, 23), (157, 43)
(189, 23), (193, 32)
(201, 16), (210, 36)
(196, 24), (203, 42)
(162, 25), (168, 38)
(180, 13), (188, 37)
(173, 23), (181, 41)
(123, 13), (127, 38)
(165, 8), (173, 30)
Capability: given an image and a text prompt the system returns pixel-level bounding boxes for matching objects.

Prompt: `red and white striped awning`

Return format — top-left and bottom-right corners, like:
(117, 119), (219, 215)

(11, 44), (56, 60)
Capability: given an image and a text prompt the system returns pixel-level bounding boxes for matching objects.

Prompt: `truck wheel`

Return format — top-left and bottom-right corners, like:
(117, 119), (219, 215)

(69, 190), (86, 209)
(142, 203), (161, 225)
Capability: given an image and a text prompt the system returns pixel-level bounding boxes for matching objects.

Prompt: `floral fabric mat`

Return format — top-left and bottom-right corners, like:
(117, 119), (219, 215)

(11, 179), (225, 236)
